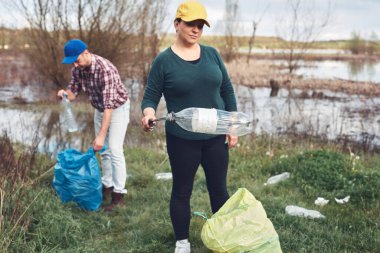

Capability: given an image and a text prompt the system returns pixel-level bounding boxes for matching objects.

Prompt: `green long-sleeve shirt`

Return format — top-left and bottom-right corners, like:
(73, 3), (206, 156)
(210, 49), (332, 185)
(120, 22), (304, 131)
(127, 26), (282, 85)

(141, 44), (237, 140)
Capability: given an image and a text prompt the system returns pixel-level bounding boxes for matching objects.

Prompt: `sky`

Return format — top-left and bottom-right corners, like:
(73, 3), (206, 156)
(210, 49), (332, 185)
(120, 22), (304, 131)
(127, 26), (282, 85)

(0, 0), (378, 41)
(167, 0), (380, 40)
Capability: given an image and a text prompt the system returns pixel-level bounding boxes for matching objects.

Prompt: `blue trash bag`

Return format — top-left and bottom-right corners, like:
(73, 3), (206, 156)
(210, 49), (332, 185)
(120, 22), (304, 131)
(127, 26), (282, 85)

(53, 147), (104, 211)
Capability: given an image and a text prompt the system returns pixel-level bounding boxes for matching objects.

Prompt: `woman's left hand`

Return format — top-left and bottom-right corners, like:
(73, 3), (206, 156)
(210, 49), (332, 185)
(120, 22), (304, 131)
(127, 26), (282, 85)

(226, 134), (238, 148)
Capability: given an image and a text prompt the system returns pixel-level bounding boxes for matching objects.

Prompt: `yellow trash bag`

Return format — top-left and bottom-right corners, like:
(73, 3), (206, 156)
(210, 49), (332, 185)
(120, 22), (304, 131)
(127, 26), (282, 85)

(196, 188), (282, 253)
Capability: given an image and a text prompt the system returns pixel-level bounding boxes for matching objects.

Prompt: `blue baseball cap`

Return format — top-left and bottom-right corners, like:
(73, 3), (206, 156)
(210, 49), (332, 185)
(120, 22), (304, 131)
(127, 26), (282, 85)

(62, 39), (88, 64)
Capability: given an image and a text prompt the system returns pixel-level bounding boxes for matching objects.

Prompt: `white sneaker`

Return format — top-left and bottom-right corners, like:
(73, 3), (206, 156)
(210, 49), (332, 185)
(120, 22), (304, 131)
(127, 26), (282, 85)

(174, 239), (191, 253)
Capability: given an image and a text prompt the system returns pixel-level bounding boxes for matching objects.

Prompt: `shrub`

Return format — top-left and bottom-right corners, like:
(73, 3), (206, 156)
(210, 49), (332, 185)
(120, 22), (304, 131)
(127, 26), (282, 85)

(347, 171), (380, 206)
(0, 132), (46, 252)
(263, 150), (380, 204)
(291, 150), (351, 197)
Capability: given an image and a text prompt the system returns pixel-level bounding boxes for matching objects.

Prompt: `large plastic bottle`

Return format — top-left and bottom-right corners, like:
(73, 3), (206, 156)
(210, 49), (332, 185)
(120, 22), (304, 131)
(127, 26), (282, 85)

(154, 107), (253, 136)
(265, 172), (290, 185)
(155, 172), (173, 180)
(285, 205), (325, 219)
(61, 94), (78, 133)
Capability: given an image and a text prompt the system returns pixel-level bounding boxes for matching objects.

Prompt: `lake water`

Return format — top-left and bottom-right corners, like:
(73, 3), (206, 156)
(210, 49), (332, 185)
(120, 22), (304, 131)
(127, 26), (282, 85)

(272, 60), (380, 83)
(242, 48), (346, 55)
(235, 86), (380, 146)
(1, 83), (379, 154)
(296, 60), (380, 83)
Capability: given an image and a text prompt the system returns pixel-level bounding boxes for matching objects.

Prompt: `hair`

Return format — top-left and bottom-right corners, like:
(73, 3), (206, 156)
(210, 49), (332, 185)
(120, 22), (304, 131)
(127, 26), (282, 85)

(175, 18), (182, 23)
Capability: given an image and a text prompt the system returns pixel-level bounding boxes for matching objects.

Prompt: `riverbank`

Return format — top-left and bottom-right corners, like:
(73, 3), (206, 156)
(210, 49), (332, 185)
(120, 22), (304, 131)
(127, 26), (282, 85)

(225, 58), (380, 97)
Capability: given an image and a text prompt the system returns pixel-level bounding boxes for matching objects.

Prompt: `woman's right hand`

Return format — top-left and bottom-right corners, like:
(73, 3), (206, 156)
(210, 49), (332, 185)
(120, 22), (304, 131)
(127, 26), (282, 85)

(141, 115), (157, 132)
(141, 108), (157, 132)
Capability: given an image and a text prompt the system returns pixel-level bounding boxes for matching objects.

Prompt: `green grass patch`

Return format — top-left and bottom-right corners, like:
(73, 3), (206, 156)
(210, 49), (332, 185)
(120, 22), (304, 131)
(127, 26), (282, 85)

(1, 133), (379, 252)
(262, 149), (380, 206)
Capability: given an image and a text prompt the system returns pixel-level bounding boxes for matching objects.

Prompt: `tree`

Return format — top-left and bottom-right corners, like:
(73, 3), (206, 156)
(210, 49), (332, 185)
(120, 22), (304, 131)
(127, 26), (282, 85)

(222, 0), (240, 63)
(367, 31), (379, 55)
(348, 31), (366, 55)
(348, 31), (380, 55)
(246, 3), (268, 64)
(276, 0), (331, 74)
(134, 0), (168, 87)
(4, 0), (167, 87)
(0, 25), (6, 49)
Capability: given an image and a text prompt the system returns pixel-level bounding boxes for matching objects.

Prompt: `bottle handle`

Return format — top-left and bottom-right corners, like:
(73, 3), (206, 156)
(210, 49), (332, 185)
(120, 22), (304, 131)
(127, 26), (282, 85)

(148, 119), (156, 127)
(148, 117), (167, 127)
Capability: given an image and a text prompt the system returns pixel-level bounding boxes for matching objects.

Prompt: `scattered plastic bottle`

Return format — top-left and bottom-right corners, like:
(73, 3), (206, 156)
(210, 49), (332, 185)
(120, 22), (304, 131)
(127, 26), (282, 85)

(335, 195), (350, 204)
(152, 107), (253, 136)
(155, 172), (172, 180)
(61, 94), (78, 132)
(285, 205), (325, 219)
(314, 197), (329, 206)
(265, 172), (290, 185)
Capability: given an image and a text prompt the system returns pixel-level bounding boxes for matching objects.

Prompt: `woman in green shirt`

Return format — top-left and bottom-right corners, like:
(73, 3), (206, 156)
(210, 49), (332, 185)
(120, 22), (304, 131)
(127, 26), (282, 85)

(141, 1), (238, 252)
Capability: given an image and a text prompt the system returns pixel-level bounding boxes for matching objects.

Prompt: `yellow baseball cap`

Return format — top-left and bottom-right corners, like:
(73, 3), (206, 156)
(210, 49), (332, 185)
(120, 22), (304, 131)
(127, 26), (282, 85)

(175, 0), (210, 27)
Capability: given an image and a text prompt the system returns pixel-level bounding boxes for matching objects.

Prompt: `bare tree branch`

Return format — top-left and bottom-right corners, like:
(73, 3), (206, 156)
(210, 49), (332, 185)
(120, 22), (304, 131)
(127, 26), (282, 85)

(246, 3), (268, 64)
(5, 0), (167, 87)
(276, 0), (331, 74)
(222, 0), (240, 63)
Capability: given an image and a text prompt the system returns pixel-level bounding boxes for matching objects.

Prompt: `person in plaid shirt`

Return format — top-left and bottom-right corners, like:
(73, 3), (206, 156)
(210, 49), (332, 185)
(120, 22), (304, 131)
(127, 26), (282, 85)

(57, 39), (130, 212)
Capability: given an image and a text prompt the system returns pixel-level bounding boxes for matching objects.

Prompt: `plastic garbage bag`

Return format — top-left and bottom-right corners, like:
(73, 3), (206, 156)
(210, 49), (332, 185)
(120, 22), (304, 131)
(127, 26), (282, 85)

(198, 188), (282, 253)
(53, 147), (104, 211)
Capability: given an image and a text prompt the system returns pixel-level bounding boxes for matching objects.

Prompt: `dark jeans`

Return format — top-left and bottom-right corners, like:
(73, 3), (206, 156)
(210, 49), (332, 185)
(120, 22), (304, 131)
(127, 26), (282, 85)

(166, 133), (230, 240)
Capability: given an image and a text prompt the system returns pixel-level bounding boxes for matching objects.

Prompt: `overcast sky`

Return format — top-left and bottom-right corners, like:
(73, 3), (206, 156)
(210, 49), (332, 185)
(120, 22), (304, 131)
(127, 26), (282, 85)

(167, 0), (380, 40)
(1, 0), (378, 41)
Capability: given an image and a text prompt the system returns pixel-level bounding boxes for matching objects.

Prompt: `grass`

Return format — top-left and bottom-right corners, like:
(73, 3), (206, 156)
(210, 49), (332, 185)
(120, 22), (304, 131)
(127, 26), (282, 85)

(0, 131), (379, 252)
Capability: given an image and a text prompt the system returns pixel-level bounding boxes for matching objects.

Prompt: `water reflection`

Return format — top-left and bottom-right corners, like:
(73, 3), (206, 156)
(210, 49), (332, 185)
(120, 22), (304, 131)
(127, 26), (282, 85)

(236, 85), (380, 148)
(1, 84), (379, 154)
(0, 107), (93, 156)
(296, 60), (380, 83)
(348, 61), (365, 76)
(240, 48), (346, 55)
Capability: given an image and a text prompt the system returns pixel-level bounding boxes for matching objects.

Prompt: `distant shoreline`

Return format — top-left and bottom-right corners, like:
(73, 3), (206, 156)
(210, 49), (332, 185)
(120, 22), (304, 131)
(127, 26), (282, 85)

(225, 58), (380, 97)
(0, 50), (379, 97)
(244, 53), (380, 62)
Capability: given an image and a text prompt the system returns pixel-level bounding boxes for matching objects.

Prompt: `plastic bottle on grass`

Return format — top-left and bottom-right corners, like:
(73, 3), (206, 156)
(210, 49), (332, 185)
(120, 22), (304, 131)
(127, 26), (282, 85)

(265, 172), (290, 185)
(61, 94), (78, 133)
(151, 107), (253, 136)
(155, 172), (172, 180)
(285, 205), (325, 219)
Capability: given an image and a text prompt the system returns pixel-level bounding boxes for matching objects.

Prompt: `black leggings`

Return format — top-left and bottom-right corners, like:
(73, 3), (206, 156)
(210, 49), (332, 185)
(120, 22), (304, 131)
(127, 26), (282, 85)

(166, 133), (230, 240)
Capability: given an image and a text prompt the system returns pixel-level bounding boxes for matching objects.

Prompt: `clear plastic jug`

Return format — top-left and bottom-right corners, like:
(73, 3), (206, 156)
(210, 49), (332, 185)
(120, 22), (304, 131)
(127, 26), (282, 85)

(152, 107), (253, 136)
(61, 94), (78, 133)
(265, 172), (290, 185)
(285, 205), (325, 219)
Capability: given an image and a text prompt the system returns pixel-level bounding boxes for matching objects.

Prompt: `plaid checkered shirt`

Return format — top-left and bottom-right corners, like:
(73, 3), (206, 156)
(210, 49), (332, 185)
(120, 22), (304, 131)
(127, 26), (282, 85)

(68, 54), (128, 111)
